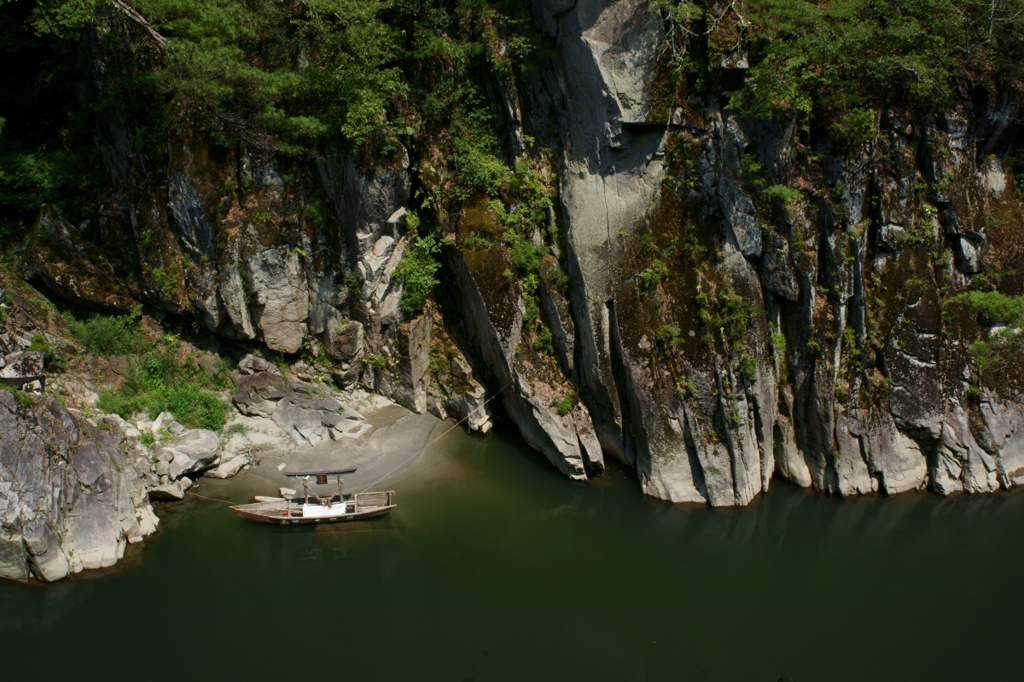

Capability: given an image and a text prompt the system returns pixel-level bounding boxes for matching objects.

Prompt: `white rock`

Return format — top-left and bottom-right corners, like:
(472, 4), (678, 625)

(167, 451), (194, 480)
(152, 412), (175, 433)
(168, 429), (221, 460)
(148, 477), (192, 501)
(206, 455), (249, 479)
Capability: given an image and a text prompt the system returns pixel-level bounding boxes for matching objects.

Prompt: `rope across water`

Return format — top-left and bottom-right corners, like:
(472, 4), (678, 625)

(185, 491), (238, 505)
(356, 378), (513, 493)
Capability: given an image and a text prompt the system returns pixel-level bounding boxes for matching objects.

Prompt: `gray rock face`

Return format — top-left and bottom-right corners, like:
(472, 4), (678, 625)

(23, 208), (138, 313)
(247, 247), (309, 354)
(232, 371), (374, 446)
(233, 371), (290, 417)
(38, 0), (1024, 511)
(0, 351), (45, 391)
(0, 393), (158, 581)
(451, 248), (599, 479)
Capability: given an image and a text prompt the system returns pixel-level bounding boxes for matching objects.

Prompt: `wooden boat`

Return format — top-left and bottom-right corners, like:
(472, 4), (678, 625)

(230, 468), (395, 525)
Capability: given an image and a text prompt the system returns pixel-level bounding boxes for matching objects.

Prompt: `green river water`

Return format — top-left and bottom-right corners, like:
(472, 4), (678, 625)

(3, 424), (1024, 681)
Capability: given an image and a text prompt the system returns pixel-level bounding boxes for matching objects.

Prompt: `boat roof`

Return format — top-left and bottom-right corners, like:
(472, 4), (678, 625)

(284, 468), (357, 478)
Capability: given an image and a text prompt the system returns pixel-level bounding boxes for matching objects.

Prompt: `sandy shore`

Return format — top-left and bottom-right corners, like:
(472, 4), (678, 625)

(194, 402), (455, 503)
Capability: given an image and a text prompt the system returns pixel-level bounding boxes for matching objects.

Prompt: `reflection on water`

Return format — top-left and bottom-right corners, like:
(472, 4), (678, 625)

(3, 423), (1024, 681)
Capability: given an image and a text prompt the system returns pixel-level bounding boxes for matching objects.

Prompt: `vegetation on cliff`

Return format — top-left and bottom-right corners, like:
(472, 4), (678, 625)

(66, 309), (230, 429)
(656, 0), (1024, 141)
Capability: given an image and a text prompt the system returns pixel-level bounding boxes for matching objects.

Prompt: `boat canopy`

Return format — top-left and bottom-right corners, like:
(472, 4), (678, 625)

(284, 468), (357, 485)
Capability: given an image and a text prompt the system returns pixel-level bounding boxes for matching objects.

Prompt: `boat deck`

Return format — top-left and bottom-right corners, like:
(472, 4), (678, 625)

(231, 491), (395, 525)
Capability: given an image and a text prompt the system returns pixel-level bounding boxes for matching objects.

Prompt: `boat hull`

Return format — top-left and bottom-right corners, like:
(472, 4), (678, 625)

(230, 491), (395, 525)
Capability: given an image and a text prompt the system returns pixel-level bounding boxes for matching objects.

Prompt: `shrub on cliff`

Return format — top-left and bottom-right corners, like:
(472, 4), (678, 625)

(655, 0), (1024, 145)
(947, 290), (1024, 326)
(393, 234), (441, 318)
(73, 315), (231, 430)
(67, 307), (147, 356)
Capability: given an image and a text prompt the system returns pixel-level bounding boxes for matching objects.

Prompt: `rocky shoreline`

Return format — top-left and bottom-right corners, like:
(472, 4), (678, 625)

(0, 344), (444, 583)
(5, 0), (1024, 583)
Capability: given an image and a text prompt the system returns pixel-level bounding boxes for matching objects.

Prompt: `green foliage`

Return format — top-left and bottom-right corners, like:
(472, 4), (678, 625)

(0, 1), (112, 241)
(947, 289), (1024, 374)
(1, 386), (36, 409)
(739, 351), (757, 381)
(657, 1), (1024, 146)
(139, 430), (156, 447)
(490, 166), (551, 326)
(364, 352), (387, 371)
(552, 394), (573, 416)
(968, 339), (993, 371)
(764, 185), (803, 206)
(675, 377), (695, 401)
(94, 333), (229, 431)
(67, 307), (147, 356)
(696, 285), (753, 344)
(768, 322), (787, 363)
(730, 0), (1024, 132)
(28, 333), (67, 373)
(393, 235), (441, 317)
(345, 272), (361, 302)
(842, 325), (857, 346)
(656, 323), (683, 348)
(0, 0), (542, 242)
(638, 260), (670, 292)
(947, 290), (1024, 326)
(225, 423), (248, 436)
(532, 326), (555, 357)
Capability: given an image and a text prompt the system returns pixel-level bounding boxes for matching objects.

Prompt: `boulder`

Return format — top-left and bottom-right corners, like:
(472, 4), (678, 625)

(237, 353), (279, 376)
(167, 429), (221, 460)
(206, 455), (249, 479)
(271, 388), (342, 446)
(148, 477), (192, 501)
(1, 350), (43, 378)
(233, 371), (290, 417)
(152, 412), (175, 433)
(162, 429), (221, 479)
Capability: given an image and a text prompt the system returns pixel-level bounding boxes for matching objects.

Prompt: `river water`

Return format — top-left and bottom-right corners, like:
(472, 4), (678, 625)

(3, 424), (1023, 681)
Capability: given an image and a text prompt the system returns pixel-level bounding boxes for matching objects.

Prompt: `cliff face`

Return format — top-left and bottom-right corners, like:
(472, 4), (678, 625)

(527, 0), (1024, 504)
(23, 0), (1024, 505)
(0, 392), (159, 581)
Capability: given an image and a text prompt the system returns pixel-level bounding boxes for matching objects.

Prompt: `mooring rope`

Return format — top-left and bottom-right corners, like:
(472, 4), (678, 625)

(185, 490), (238, 505)
(356, 378), (513, 494)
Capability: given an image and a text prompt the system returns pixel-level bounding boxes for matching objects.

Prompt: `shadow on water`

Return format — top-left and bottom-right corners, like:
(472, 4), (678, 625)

(3, 422), (1024, 680)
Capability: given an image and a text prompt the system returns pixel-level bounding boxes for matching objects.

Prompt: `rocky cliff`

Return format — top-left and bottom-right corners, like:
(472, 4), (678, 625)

(16, 0), (1024, 506)
(0, 392), (159, 581)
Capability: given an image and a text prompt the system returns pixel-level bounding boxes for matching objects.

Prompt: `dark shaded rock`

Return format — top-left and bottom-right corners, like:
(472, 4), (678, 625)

(23, 207), (137, 313)
(232, 371), (290, 417)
